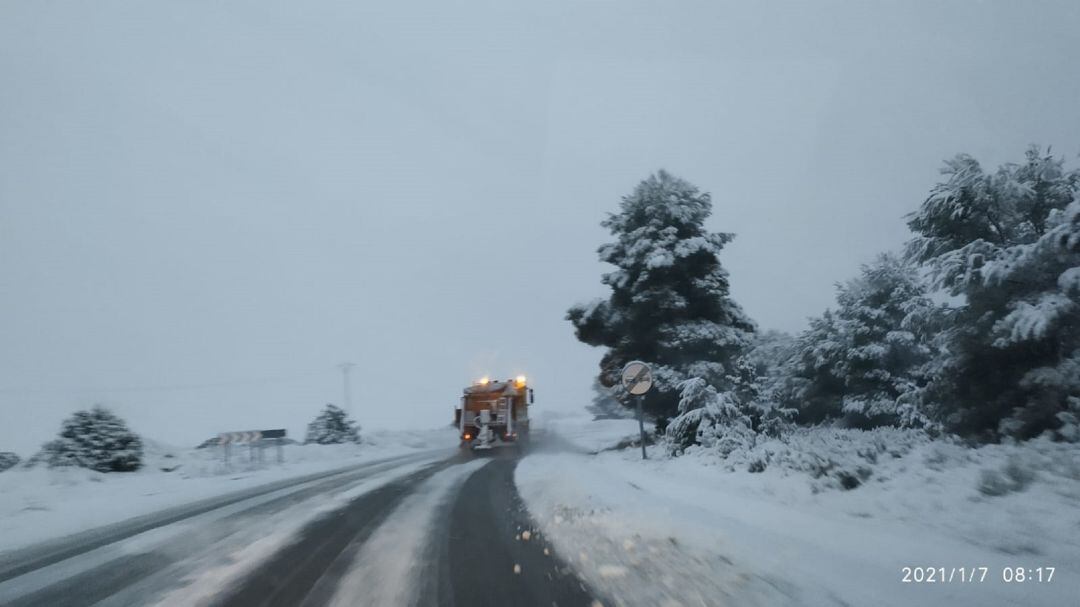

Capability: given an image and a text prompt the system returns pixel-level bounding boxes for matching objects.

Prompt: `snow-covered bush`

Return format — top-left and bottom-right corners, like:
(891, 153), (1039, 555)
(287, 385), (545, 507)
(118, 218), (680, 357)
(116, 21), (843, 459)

(1056, 396), (1080, 442)
(906, 146), (1080, 440)
(567, 170), (755, 419)
(682, 425), (933, 491)
(33, 406), (143, 472)
(666, 378), (754, 455)
(305, 404), (361, 444)
(0, 452), (20, 472)
(976, 454), (1038, 496)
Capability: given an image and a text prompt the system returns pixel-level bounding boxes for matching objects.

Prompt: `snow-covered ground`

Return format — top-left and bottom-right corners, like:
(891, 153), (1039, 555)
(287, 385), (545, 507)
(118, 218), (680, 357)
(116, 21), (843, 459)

(0, 428), (458, 552)
(517, 419), (1080, 607)
(1, 455), (441, 607)
(532, 410), (651, 453)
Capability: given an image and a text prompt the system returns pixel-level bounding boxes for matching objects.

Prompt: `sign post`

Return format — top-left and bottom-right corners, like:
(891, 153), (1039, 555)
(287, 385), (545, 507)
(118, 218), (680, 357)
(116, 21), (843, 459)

(621, 361), (653, 460)
(260, 429), (288, 464)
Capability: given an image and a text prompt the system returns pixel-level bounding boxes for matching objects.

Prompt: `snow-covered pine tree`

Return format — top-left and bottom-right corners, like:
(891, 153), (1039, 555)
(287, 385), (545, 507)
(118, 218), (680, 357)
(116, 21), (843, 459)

(732, 330), (799, 436)
(741, 330), (797, 384)
(567, 171), (755, 420)
(665, 377), (754, 455)
(726, 354), (787, 437)
(0, 452), (19, 473)
(304, 404), (361, 444)
(784, 254), (941, 429)
(906, 146), (1080, 440)
(36, 405), (143, 472)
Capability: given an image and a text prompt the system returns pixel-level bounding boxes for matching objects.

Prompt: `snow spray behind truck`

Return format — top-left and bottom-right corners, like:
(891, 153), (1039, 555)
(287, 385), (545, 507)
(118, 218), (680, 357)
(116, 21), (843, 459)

(454, 376), (533, 450)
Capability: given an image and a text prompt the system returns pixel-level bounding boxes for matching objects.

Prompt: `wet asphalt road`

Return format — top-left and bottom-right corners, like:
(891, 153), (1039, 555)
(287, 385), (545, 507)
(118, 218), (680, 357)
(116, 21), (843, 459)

(0, 445), (600, 607)
(215, 449), (597, 607)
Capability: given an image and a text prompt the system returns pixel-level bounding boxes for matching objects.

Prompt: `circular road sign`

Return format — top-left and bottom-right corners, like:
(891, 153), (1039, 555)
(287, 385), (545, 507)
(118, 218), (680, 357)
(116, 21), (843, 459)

(621, 361), (653, 396)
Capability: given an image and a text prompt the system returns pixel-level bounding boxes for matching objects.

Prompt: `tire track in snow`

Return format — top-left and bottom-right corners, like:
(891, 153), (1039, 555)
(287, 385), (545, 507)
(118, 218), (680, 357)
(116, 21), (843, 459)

(318, 459), (490, 607)
(0, 454), (446, 607)
(136, 458), (440, 607)
(210, 456), (472, 607)
(0, 449), (448, 584)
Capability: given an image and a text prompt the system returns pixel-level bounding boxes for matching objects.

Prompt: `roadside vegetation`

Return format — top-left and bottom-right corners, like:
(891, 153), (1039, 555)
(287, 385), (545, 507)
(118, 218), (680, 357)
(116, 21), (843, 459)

(0, 452), (19, 473)
(304, 403), (362, 445)
(10, 401), (364, 474)
(569, 146), (1080, 471)
(24, 405), (144, 472)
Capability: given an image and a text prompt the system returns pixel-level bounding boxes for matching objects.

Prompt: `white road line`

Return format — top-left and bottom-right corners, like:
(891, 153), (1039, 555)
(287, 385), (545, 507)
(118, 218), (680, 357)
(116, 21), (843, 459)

(328, 459), (490, 607)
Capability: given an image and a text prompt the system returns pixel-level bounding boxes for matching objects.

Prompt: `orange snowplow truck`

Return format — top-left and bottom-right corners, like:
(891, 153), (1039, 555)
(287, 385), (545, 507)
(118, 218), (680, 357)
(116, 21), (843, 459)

(454, 376), (533, 450)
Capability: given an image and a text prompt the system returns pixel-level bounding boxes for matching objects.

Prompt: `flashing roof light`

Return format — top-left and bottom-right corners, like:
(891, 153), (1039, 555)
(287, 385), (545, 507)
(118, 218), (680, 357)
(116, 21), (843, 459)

(515, 375), (527, 386)
(478, 376), (490, 385)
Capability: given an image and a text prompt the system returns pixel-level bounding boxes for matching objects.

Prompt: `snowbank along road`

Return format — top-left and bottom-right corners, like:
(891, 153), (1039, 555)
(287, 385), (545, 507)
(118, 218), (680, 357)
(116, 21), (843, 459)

(0, 443), (603, 607)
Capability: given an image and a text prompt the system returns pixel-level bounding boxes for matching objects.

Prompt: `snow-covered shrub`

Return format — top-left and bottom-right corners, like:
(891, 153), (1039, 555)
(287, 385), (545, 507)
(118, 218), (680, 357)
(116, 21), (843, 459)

(1002, 455), (1037, 488)
(0, 452), (19, 472)
(717, 426), (932, 490)
(666, 378), (754, 456)
(567, 170), (755, 419)
(906, 146), (1080, 440)
(835, 466), (872, 490)
(976, 469), (1014, 496)
(305, 404), (361, 444)
(977, 455), (1036, 496)
(1056, 396), (1080, 442)
(34, 406), (143, 472)
(921, 441), (974, 471)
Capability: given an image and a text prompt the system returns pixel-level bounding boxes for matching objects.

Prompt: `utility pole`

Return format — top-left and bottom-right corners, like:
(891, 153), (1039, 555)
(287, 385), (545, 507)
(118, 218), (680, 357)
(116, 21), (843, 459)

(338, 362), (356, 416)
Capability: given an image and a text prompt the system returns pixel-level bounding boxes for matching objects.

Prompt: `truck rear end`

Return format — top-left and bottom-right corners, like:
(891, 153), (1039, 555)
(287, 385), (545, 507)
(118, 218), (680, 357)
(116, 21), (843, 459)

(454, 376), (532, 450)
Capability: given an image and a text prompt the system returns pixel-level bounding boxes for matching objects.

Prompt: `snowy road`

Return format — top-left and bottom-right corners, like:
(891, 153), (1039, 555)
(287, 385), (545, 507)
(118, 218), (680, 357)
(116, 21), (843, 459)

(0, 445), (601, 607)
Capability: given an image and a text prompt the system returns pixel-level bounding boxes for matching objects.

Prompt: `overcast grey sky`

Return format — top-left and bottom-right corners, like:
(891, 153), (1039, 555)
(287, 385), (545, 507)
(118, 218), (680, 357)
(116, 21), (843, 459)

(2, 0), (1079, 454)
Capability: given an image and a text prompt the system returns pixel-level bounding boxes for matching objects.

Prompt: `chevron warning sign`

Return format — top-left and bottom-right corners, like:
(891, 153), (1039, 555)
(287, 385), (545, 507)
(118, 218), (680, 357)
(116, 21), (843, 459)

(219, 430), (263, 445)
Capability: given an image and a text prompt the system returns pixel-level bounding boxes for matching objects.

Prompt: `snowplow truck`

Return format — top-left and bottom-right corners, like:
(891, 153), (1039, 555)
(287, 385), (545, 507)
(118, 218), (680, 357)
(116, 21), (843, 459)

(454, 376), (533, 450)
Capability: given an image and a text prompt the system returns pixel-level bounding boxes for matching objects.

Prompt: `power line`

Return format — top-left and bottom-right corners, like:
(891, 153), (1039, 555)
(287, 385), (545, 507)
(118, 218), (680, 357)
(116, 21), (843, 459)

(0, 369), (336, 396)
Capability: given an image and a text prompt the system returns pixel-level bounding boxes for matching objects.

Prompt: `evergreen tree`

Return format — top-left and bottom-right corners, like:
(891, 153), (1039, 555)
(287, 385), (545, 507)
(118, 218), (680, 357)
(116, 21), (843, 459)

(567, 171), (755, 419)
(784, 254), (941, 428)
(906, 147), (1080, 440)
(730, 331), (799, 435)
(36, 406), (143, 472)
(0, 452), (19, 473)
(305, 404), (361, 444)
(740, 330), (797, 386)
